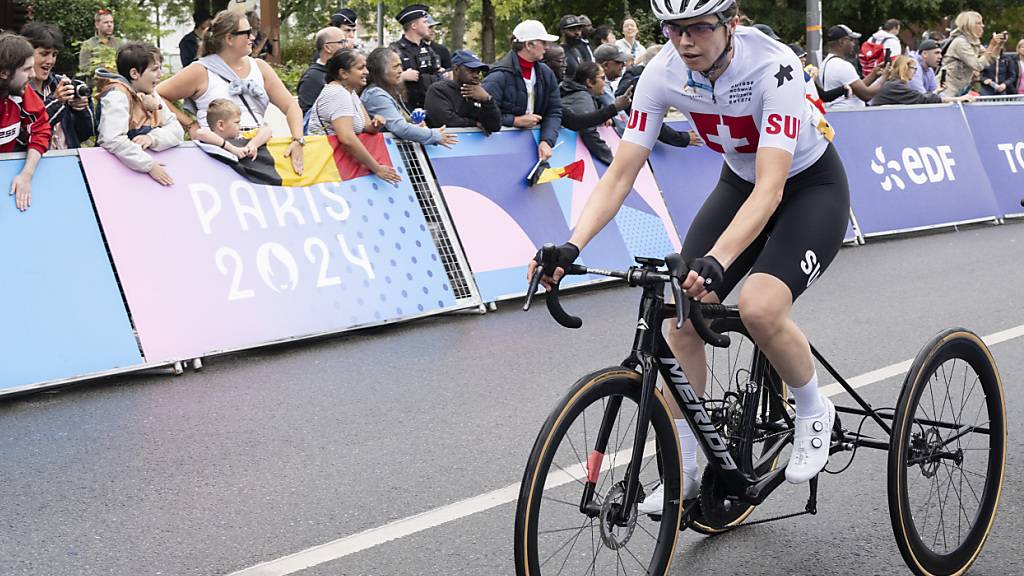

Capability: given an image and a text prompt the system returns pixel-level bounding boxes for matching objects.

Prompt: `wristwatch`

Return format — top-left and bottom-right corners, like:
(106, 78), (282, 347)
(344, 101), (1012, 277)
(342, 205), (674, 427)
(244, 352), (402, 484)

(291, 136), (305, 145)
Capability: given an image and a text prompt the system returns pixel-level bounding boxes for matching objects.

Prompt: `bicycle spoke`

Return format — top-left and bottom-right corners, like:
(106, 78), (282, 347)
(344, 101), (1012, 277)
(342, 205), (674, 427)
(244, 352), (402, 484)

(621, 541), (650, 572)
(539, 519), (589, 568)
(544, 495), (584, 509)
(565, 431), (589, 481)
(554, 518), (588, 576)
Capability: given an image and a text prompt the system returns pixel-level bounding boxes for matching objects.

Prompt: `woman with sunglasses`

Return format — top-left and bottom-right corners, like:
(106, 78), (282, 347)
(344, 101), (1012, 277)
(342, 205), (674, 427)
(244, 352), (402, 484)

(528, 0), (851, 512)
(158, 11), (305, 175)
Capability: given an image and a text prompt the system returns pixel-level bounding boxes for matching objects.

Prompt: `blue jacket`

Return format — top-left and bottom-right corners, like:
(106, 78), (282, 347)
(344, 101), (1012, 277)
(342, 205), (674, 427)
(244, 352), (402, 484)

(360, 85), (443, 145)
(32, 73), (95, 149)
(481, 50), (562, 146)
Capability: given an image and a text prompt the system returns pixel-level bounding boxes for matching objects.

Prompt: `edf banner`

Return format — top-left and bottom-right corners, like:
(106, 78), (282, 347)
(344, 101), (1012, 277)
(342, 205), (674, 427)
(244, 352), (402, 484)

(962, 103), (1024, 216)
(827, 105), (1000, 235)
(425, 128), (680, 302)
(1, 155), (142, 391)
(79, 141), (455, 362)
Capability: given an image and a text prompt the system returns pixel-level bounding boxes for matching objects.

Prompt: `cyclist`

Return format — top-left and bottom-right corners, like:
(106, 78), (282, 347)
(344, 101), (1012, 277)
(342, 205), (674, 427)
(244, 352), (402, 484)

(527, 0), (850, 513)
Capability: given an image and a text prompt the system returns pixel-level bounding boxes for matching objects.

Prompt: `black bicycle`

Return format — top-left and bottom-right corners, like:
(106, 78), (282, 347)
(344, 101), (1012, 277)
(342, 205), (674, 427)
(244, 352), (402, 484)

(514, 248), (1006, 576)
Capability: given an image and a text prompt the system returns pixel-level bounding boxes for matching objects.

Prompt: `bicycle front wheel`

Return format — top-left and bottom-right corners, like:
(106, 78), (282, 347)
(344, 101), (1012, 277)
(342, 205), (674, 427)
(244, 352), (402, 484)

(514, 367), (683, 576)
(888, 328), (1006, 576)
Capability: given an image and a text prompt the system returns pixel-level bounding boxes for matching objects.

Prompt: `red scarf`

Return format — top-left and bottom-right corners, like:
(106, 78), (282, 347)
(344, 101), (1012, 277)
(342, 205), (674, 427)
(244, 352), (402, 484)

(518, 55), (534, 80)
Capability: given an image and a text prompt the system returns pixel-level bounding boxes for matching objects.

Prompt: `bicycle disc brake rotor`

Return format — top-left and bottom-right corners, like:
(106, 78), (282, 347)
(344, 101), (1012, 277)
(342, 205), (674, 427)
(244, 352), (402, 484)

(599, 481), (640, 549)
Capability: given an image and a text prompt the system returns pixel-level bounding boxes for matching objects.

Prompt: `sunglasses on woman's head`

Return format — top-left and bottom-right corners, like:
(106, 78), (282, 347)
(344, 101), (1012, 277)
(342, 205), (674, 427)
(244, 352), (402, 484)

(661, 20), (724, 39)
(231, 28), (254, 36)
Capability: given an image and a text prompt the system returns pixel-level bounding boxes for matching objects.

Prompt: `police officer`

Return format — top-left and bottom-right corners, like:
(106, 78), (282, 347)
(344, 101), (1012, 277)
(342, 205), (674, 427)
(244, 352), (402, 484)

(391, 4), (444, 109)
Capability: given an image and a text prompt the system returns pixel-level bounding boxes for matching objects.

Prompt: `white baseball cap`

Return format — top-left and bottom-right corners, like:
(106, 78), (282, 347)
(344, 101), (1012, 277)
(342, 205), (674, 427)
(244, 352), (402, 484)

(513, 20), (559, 42)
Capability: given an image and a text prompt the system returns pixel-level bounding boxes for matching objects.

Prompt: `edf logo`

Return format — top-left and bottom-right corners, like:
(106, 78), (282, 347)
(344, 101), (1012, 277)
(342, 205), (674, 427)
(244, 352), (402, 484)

(870, 145), (957, 191)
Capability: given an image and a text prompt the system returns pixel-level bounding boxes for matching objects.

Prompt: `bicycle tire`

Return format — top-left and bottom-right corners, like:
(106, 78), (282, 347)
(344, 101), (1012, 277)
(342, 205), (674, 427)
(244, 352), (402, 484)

(514, 367), (683, 576)
(888, 328), (1006, 576)
(687, 315), (790, 535)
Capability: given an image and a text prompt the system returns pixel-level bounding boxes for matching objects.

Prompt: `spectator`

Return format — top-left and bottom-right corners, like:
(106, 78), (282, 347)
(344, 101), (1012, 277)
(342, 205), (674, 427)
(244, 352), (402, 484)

(390, 4), (444, 110)
(0, 33), (50, 212)
(425, 15), (452, 70)
(871, 55), (973, 106)
(194, 98), (271, 160)
(868, 19), (903, 57)
(980, 47), (1019, 95)
(158, 11), (306, 175)
(178, 9), (212, 68)
(590, 26), (616, 48)
(560, 62), (631, 165)
(79, 10), (124, 76)
(247, 11), (273, 60)
(95, 42), (183, 186)
(789, 43), (807, 67)
(559, 15), (590, 81)
(481, 19), (562, 163)
(307, 49), (400, 183)
(424, 49), (501, 133)
(615, 44), (663, 96)
(940, 11), (1007, 97)
(578, 15), (595, 60)
(909, 39), (942, 95)
(298, 26), (346, 114)
(821, 24), (889, 109)
(543, 45), (567, 82)
(310, 9), (358, 64)
(752, 23), (780, 41)
(616, 18), (645, 60)
(1015, 39), (1024, 94)
(20, 22), (94, 149)
(594, 44), (629, 95)
(361, 46), (458, 148)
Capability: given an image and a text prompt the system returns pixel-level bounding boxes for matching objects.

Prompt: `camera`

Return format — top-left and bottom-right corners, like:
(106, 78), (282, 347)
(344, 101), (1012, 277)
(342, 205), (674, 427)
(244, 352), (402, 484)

(72, 79), (91, 99)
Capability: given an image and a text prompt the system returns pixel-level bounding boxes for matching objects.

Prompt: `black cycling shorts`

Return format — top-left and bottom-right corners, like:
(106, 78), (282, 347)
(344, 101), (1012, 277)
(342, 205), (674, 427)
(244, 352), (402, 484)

(680, 143), (850, 302)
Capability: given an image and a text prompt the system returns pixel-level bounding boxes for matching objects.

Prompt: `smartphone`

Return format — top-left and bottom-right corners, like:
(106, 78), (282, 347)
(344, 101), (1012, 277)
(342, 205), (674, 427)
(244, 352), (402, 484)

(939, 69), (947, 85)
(884, 48), (892, 62)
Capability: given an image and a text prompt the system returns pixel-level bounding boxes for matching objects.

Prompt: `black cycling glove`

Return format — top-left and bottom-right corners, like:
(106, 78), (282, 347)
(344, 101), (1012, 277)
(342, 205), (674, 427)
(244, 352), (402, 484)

(534, 242), (580, 277)
(690, 255), (724, 293)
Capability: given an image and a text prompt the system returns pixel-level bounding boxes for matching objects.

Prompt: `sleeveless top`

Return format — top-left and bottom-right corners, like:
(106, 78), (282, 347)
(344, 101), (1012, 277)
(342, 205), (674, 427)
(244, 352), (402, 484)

(194, 57), (267, 130)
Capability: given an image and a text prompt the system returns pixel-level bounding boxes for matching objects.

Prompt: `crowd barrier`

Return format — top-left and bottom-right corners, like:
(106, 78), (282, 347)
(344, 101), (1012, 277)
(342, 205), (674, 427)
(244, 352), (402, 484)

(1, 101), (1021, 395)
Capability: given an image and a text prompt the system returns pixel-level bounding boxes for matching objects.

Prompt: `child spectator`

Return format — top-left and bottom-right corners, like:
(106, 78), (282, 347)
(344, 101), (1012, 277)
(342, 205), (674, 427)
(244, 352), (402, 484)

(194, 98), (271, 160)
(96, 42), (183, 186)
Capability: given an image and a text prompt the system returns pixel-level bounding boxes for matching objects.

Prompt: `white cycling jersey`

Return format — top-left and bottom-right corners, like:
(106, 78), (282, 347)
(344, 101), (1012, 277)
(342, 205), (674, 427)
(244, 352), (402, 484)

(623, 27), (832, 183)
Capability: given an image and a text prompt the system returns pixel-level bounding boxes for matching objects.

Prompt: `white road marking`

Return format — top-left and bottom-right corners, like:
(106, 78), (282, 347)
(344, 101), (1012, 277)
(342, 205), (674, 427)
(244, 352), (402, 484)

(225, 324), (1024, 576)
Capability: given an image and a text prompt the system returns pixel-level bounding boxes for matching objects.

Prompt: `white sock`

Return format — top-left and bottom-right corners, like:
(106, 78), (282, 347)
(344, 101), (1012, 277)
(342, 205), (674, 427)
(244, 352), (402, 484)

(676, 418), (698, 478)
(791, 372), (825, 418)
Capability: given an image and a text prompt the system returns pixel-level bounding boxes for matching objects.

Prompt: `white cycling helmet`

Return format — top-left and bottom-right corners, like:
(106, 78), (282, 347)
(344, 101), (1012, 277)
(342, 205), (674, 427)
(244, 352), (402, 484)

(651, 0), (736, 21)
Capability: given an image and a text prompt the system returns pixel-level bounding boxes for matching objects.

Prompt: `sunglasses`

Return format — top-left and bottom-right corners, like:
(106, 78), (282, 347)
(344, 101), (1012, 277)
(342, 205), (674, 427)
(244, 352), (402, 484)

(661, 20), (724, 39)
(231, 28), (255, 37)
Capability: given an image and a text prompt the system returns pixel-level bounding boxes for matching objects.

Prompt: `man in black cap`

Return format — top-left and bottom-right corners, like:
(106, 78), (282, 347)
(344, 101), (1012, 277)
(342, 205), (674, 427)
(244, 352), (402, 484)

(559, 14), (591, 81)
(910, 39), (942, 95)
(752, 23), (780, 41)
(821, 24), (888, 109)
(391, 3), (444, 110)
(424, 49), (501, 133)
(424, 15), (452, 70)
(298, 26), (347, 114)
(178, 9), (211, 68)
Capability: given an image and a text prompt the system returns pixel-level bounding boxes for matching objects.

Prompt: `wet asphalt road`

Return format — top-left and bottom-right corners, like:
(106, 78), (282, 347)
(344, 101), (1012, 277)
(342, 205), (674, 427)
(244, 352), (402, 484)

(1, 220), (1022, 576)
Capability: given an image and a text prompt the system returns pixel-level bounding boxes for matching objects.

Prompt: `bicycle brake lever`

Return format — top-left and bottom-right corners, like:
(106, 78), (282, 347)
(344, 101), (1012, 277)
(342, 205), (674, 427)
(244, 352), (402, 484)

(523, 243), (555, 312)
(670, 277), (688, 330)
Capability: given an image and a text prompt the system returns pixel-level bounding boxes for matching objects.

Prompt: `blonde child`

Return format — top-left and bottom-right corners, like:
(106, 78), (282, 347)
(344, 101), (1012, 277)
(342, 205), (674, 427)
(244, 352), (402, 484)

(194, 98), (272, 160)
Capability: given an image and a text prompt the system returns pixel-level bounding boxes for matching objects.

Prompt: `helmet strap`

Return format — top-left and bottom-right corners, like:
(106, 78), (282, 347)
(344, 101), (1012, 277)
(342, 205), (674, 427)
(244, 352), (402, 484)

(699, 14), (735, 79)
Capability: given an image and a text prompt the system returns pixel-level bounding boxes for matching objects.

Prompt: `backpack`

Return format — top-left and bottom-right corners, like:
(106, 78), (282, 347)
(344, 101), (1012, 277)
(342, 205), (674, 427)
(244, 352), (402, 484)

(858, 36), (887, 76)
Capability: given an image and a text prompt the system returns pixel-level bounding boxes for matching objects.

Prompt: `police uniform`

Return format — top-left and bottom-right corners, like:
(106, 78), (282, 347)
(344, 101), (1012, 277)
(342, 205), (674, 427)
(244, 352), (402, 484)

(390, 4), (444, 109)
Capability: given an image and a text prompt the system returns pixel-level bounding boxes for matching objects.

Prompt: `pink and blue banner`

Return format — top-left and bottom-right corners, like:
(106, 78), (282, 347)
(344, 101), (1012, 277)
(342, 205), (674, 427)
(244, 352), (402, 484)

(827, 106), (1000, 235)
(1, 154), (142, 391)
(79, 140), (455, 362)
(425, 128), (680, 302)
(961, 103), (1024, 217)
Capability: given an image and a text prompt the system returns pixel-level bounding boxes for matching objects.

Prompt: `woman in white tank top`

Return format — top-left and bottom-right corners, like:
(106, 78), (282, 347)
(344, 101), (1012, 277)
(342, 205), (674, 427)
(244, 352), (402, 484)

(157, 10), (306, 175)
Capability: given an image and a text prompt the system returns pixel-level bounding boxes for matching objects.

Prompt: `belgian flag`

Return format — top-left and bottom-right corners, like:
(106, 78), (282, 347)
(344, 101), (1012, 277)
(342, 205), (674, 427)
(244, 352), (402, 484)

(535, 159), (585, 185)
(197, 133), (393, 186)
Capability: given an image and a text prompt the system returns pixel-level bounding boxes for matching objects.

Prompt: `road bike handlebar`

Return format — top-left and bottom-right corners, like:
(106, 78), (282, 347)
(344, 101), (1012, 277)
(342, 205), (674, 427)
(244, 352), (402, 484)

(524, 246), (731, 348)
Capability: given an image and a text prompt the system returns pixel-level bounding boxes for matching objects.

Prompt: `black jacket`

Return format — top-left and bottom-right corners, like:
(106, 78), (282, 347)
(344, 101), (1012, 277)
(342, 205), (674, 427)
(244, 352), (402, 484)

(559, 79), (616, 165)
(297, 62), (327, 115)
(424, 79), (502, 133)
(178, 32), (200, 68)
(562, 37), (593, 81)
(391, 36), (444, 110)
(980, 54), (1020, 95)
(481, 51), (562, 146)
(870, 80), (944, 106)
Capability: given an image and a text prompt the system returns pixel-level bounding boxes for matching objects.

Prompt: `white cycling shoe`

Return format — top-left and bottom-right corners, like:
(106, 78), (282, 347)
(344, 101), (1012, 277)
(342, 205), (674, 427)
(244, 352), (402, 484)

(785, 396), (836, 484)
(637, 468), (700, 515)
